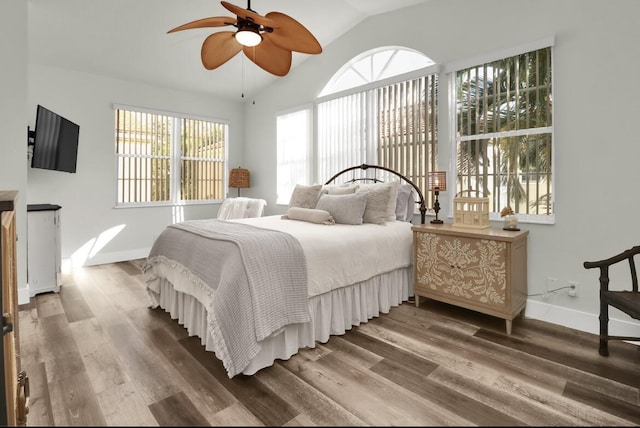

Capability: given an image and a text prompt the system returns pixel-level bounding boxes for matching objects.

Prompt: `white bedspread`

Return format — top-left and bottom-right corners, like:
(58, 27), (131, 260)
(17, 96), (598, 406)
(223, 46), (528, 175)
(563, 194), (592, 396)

(145, 215), (415, 377)
(230, 215), (414, 297)
(144, 219), (311, 377)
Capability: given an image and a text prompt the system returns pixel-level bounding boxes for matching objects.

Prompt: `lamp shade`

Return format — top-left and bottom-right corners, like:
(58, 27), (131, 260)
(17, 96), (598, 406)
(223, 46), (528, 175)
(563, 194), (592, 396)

(235, 28), (262, 47)
(229, 167), (250, 189)
(427, 171), (446, 191)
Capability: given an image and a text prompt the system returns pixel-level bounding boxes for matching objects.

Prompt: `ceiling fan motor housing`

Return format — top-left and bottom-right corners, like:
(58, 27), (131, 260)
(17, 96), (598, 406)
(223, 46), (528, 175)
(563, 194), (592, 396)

(235, 18), (263, 46)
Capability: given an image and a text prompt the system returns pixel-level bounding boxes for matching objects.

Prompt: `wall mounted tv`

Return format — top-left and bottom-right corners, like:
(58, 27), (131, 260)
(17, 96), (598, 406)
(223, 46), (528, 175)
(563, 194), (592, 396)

(30, 105), (80, 173)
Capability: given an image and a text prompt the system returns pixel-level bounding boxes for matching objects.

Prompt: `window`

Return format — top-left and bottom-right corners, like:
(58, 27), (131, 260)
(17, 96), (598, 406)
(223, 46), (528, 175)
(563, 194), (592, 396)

(454, 46), (553, 220)
(276, 108), (312, 205)
(315, 47), (439, 204)
(115, 106), (228, 206)
(277, 48), (438, 206)
(317, 75), (438, 195)
(319, 46), (434, 97)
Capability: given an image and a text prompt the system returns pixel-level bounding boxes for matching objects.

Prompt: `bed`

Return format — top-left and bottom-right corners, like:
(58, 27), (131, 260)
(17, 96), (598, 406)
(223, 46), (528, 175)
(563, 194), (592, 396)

(142, 164), (427, 378)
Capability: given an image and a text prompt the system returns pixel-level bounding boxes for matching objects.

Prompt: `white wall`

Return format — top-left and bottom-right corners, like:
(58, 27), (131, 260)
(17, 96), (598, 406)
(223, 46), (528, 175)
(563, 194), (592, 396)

(243, 0), (640, 335)
(0, 0), (28, 299)
(27, 65), (244, 275)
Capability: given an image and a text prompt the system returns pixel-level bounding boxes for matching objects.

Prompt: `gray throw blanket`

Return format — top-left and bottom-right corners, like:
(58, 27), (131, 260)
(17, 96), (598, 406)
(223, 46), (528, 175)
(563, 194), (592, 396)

(143, 219), (309, 377)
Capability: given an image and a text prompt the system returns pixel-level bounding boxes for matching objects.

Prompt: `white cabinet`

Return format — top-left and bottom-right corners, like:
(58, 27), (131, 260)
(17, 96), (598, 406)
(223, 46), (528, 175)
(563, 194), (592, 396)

(27, 204), (62, 296)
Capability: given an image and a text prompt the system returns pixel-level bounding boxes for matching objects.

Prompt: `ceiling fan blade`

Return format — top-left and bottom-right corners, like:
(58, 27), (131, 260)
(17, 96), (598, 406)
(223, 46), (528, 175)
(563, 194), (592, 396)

(168, 16), (236, 33)
(221, 1), (279, 28)
(201, 31), (243, 70)
(264, 12), (322, 54)
(243, 37), (292, 76)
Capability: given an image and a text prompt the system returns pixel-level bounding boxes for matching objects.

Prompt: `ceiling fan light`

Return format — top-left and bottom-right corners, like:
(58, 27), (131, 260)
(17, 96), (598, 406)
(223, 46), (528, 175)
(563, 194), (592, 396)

(235, 28), (262, 47)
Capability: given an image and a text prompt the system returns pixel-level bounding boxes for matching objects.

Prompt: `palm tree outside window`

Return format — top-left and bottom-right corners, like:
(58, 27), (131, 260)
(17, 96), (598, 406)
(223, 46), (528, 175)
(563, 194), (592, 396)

(455, 46), (553, 220)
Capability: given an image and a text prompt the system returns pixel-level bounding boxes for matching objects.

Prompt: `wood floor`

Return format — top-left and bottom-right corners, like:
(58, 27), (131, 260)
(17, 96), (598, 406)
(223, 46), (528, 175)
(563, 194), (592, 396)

(17, 260), (640, 426)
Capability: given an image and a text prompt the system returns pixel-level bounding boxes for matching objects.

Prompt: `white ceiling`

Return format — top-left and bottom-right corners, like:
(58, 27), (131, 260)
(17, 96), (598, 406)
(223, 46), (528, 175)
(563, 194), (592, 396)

(28, 0), (430, 101)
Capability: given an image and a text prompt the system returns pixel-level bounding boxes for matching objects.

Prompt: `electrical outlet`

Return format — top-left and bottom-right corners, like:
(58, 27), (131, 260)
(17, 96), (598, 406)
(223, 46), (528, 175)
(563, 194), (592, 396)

(547, 277), (558, 293)
(568, 281), (579, 297)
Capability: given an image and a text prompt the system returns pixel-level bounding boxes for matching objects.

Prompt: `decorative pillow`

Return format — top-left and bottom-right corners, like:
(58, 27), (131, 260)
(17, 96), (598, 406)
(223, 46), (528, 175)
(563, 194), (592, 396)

(288, 184), (323, 209)
(358, 181), (399, 224)
(315, 192), (368, 225)
(283, 207), (335, 225)
(322, 183), (359, 195)
(395, 184), (414, 221)
(404, 188), (416, 222)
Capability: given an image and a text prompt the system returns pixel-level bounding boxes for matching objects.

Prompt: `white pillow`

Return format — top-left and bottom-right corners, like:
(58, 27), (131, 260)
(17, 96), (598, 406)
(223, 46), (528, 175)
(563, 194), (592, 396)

(358, 181), (399, 224)
(395, 184), (414, 221)
(289, 184), (323, 209)
(322, 183), (359, 195)
(283, 207), (335, 225)
(404, 188), (416, 222)
(315, 192), (368, 225)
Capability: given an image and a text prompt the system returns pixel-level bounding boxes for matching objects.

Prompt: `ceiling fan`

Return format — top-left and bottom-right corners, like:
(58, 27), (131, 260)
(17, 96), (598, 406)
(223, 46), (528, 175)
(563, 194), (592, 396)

(168, 0), (322, 77)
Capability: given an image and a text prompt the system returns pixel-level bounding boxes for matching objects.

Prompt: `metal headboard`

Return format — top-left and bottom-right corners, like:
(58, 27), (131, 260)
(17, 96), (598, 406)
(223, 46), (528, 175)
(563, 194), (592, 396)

(324, 163), (427, 224)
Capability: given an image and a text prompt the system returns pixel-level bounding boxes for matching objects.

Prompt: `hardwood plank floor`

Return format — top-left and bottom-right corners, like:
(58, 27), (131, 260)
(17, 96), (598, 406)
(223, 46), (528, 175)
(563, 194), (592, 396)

(18, 260), (640, 426)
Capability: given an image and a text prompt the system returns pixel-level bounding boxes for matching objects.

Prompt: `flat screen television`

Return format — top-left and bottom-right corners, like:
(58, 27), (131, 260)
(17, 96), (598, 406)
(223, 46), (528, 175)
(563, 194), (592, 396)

(31, 105), (80, 173)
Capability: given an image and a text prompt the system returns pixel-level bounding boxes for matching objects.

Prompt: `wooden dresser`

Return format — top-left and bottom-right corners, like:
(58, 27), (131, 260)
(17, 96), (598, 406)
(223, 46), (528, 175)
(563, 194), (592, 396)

(412, 223), (528, 335)
(1, 191), (28, 426)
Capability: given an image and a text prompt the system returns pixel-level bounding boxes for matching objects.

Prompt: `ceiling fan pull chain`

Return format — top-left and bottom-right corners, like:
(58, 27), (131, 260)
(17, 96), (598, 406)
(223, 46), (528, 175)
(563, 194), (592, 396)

(241, 54), (245, 99)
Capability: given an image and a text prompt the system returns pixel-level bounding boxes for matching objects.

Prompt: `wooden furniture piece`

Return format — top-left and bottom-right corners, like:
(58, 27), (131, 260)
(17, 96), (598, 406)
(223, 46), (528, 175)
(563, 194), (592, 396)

(583, 245), (640, 356)
(412, 223), (528, 335)
(1, 191), (28, 425)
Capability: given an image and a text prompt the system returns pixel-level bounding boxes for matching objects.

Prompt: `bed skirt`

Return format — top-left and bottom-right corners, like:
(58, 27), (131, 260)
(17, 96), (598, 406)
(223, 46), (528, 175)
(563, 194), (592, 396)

(148, 266), (413, 376)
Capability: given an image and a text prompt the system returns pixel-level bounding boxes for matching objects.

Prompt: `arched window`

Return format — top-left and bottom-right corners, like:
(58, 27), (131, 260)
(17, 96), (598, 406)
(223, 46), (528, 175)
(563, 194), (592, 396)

(319, 47), (434, 97)
(315, 47), (439, 203)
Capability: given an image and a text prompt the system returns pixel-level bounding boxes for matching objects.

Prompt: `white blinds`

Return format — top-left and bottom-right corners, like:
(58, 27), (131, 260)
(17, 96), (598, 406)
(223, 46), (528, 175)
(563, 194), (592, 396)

(316, 74), (438, 202)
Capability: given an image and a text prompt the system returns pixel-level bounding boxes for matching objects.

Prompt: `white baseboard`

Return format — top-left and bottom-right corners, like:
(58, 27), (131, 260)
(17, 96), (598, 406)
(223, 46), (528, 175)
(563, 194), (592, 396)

(525, 299), (640, 341)
(18, 248), (151, 306)
(63, 247), (151, 270)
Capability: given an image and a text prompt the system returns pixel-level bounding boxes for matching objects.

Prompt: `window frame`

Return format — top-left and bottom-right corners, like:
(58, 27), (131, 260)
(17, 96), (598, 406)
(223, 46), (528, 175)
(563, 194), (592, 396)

(314, 64), (440, 202)
(448, 38), (555, 225)
(318, 46), (435, 98)
(113, 103), (229, 208)
(276, 105), (314, 205)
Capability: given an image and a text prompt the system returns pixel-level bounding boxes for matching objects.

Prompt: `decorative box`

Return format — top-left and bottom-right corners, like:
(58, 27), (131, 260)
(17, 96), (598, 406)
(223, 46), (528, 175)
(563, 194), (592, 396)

(453, 193), (490, 229)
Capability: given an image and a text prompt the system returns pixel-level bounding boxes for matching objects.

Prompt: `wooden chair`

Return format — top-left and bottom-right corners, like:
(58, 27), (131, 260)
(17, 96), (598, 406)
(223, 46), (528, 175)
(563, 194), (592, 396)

(583, 245), (640, 356)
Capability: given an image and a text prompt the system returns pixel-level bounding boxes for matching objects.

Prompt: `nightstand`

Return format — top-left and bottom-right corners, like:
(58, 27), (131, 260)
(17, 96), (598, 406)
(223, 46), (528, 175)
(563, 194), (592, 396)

(412, 223), (528, 334)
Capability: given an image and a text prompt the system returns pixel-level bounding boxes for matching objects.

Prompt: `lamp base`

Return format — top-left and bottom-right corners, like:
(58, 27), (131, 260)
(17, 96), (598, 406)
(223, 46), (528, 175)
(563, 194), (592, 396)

(431, 190), (443, 225)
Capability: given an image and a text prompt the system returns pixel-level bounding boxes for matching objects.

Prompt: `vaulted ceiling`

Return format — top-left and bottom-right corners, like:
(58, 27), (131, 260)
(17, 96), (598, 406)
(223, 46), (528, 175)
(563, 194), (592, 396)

(28, 0), (429, 101)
